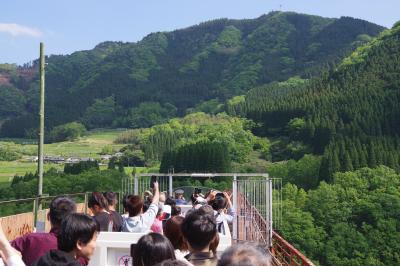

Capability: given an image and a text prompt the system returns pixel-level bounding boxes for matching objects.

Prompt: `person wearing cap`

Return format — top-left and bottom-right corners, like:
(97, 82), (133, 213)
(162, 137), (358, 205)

(174, 189), (187, 205)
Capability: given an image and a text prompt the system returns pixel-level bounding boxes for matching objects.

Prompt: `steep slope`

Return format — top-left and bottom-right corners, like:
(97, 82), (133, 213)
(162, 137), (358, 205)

(0, 12), (385, 137)
(228, 22), (400, 179)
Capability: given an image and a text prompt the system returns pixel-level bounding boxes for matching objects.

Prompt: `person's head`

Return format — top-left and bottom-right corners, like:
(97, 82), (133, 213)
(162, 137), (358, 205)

(190, 194), (197, 206)
(125, 195), (144, 217)
(171, 205), (181, 216)
(103, 191), (118, 210)
(175, 189), (184, 200)
(142, 201), (150, 213)
(198, 205), (214, 216)
(164, 216), (188, 251)
(48, 196), (76, 229)
(88, 192), (109, 215)
(122, 194), (133, 213)
(132, 233), (176, 266)
(57, 213), (98, 260)
(154, 260), (187, 266)
(165, 197), (176, 207)
(217, 244), (272, 266)
(210, 195), (227, 212)
(144, 191), (153, 202)
(181, 209), (217, 252)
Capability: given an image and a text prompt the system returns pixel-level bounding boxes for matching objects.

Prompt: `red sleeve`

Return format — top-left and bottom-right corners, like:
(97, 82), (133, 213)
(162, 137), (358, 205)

(78, 257), (89, 266)
(10, 235), (27, 253)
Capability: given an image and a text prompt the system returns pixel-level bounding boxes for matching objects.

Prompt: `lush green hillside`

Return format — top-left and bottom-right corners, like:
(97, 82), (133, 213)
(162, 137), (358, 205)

(0, 12), (384, 137)
(114, 112), (268, 171)
(280, 166), (400, 266)
(228, 23), (400, 181)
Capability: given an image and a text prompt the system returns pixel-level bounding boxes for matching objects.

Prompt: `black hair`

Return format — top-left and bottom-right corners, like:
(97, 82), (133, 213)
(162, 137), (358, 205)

(171, 205), (181, 216)
(165, 197), (176, 206)
(49, 196), (76, 227)
(154, 260), (187, 266)
(126, 195), (145, 217)
(217, 244), (272, 266)
(88, 192), (109, 210)
(103, 191), (117, 206)
(211, 195), (227, 211)
(132, 233), (176, 266)
(57, 213), (98, 252)
(142, 201), (150, 213)
(122, 194), (133, 212)
(181, 209), (217, 251)
(198, 205), (214, 216)
(190, 194), (196, 204)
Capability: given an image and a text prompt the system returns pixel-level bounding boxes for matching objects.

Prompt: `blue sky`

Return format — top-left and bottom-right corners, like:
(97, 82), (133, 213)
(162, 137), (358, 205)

(1, 0), (399, 65)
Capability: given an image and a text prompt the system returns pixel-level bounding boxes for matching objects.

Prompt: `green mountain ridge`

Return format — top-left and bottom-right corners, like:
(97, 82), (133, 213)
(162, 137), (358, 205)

(0, 11), (385, 137)
(227, 23), (400, 178)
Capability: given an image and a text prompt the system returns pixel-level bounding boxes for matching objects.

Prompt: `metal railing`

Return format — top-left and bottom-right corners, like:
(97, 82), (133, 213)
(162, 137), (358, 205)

(122, 173), (280, 248)
(271, 231), (315, 266)
(0, 192), (88, 228)
(0, 173), (314, 266)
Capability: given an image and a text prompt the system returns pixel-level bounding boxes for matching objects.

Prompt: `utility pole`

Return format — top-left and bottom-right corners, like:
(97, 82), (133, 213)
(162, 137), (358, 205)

(35, 42), (45, 227)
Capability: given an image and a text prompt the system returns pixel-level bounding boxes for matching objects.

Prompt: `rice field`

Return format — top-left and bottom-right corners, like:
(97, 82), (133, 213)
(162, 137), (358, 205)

(0, 129), (127, 184)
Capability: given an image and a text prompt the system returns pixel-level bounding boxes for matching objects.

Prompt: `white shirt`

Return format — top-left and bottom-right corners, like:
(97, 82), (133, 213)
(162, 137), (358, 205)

(122, 203), (158, 233)
(174, 250), (192, 266)
(1, 255), (26, 266)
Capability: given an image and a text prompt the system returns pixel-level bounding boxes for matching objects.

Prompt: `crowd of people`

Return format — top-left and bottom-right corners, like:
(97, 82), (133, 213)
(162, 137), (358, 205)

(0, 180), (272, 266)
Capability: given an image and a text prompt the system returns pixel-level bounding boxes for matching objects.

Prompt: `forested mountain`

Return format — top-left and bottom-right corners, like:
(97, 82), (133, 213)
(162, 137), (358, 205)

(227, 22), (400, 179)
(0, 11), (385, 137)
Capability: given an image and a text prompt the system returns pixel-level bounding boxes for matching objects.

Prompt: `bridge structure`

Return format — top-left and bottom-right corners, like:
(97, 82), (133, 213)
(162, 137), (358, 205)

(0, 46), (316, 265)
(0, 173), (315, 266)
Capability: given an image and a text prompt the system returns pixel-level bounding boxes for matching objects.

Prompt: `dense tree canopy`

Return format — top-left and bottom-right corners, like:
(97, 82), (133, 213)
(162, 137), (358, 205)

(280, 166), (400, 266)
(228, 24), (400, 180)
(0, 12), (384, 137)
(115, 112), (258, 169)
(48, 122), (87, 143)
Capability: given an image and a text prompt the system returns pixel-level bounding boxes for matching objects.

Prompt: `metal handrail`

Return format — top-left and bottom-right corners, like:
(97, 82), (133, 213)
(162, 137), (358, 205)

(271, 231), (315, 266)
(0, 193), (89, 228)
(0, 193), (88, 205)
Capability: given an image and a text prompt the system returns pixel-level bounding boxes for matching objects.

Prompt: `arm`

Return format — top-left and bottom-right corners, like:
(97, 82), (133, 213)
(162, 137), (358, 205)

(0, 223), (25, 266)
(151, 181), (159, 204)
(141, 181), (160, 228)
(223, 192), (236, 222)
(206, 190), (217, 202)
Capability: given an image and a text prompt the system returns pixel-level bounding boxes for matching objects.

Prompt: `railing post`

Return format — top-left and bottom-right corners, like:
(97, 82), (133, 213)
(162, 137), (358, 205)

(33, 198), (37, 229)
(268, 177), (273, 247)
(134, 174), (138, 195)
(168, 174), (173, 197)
(84, 193), (88, 214)
(232, 174), (237, 240)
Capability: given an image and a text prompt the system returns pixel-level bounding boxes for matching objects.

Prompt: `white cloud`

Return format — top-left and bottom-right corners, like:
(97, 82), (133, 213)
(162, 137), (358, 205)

(0, 23), (42, 37)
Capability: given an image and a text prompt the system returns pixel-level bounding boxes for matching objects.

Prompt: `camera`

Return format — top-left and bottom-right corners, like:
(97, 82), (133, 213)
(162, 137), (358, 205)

(215, 192), (225, 198)
(150, 175), (157, 189)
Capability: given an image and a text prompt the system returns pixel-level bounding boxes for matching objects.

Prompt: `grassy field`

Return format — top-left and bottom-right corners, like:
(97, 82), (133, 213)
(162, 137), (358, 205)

(0, 161), (64, 183)
(0, 129), (127, 184)
(40, 129), (126, 158)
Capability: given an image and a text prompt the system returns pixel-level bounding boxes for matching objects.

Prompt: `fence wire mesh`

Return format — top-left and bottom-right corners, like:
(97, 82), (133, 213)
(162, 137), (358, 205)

(121, 173), (282, 246)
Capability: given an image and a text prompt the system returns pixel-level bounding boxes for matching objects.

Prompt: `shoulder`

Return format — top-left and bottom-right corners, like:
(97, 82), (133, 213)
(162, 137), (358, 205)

(149, 203), (158, 210)
(12, 232), (55, 246)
